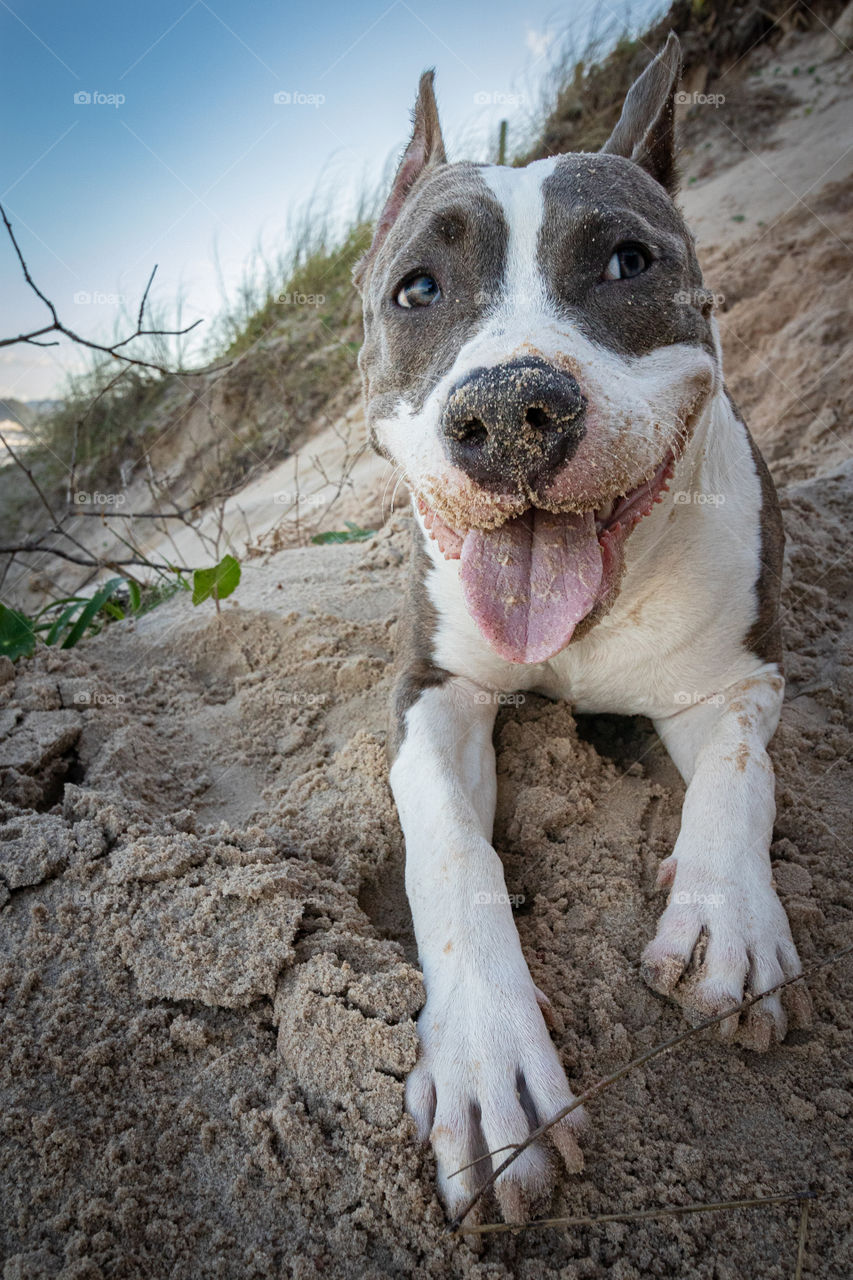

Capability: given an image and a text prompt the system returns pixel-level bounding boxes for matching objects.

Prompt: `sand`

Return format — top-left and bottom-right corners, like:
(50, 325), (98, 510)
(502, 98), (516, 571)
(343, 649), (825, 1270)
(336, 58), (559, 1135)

(2, 32), (853, 1280)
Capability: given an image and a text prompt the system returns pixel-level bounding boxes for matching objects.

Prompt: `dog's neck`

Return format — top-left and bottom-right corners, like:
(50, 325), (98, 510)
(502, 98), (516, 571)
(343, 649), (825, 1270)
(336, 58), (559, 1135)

(613, 385), (743, 605)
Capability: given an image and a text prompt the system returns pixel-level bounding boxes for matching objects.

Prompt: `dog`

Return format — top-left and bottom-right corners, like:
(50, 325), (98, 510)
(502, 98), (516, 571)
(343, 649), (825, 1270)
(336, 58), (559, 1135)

(353, 33), (808, 1223)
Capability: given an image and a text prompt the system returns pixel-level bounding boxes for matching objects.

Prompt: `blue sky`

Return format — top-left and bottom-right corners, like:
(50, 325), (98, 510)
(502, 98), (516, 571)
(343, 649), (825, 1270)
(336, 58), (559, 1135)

(0, 0), (663, 399)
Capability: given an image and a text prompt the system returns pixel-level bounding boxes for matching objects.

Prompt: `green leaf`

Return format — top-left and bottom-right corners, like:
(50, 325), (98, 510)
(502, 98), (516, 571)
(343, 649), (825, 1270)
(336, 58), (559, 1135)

(61, 577), (125, 649)
(192, 554), (241, 606)
(127, 579), (141, 612)
(0, 604), (36, 660)
(45, 601), (86, 646)
(32, 595), (88, 622)
(310, 523), (376, 545)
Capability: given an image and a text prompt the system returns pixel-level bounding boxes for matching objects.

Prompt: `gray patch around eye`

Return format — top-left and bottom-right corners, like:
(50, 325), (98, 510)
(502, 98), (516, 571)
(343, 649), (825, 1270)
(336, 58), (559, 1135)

(538, 155), (715, 359)
(360, 164), (510, 418)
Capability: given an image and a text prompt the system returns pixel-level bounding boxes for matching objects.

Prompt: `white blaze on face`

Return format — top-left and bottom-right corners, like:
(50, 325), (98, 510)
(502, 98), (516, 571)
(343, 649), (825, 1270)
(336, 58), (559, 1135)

(480, 159), (558, 327)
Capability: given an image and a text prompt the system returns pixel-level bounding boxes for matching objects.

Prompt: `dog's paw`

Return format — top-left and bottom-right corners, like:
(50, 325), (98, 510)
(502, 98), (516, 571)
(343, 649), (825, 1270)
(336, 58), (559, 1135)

(405, 978), (585, 1224)
(641, 857), (812, 1049)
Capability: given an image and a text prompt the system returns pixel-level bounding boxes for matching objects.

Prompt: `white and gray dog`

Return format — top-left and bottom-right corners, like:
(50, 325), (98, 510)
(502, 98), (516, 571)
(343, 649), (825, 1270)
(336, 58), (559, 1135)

(353, 34), (808, 1222)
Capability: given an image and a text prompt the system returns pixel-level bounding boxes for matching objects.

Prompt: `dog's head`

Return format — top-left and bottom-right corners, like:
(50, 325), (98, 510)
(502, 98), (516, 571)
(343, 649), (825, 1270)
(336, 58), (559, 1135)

(355, 35), (720, 664)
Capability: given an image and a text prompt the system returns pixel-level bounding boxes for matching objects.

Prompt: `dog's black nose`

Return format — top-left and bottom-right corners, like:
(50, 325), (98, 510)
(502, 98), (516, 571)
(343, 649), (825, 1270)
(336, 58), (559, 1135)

(441, 356), (586, 490)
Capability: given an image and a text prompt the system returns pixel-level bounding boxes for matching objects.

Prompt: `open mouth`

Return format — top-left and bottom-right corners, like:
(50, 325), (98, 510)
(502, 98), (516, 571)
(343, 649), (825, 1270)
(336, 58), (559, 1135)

(418, 452), (675, 664)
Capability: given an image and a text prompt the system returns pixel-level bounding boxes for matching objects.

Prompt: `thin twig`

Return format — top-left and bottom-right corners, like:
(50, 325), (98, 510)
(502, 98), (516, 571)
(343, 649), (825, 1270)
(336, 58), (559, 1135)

(70, 508), (204, 521)
(794, 1198), (809, 1280)
(0, 202), (228, 376)
(1, 430), (95, 564)
(0, 542), (195, 573)
(457, 1189), (816, 1236)
(1, 431), (63, 526)
(137, 264), (157, 330)
(448, 944), (853, 1230)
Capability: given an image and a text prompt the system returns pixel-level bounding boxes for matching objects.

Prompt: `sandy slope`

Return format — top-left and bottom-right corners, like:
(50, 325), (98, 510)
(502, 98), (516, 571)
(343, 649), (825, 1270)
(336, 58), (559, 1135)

(2, 30), (853, 1280)
(8, 28), (853, 609)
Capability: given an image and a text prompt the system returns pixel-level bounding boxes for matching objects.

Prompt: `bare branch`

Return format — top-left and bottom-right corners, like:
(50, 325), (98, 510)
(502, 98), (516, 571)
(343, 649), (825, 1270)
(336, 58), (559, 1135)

(0, 201), (222, 376)
(0, 206), (265, 593)
(0, 541), (196, 574)
(457, 1189), (816, 1237)
(0, 430), (96, 565)
(137, 264), (157, 329)
(70, 508), (203, 520)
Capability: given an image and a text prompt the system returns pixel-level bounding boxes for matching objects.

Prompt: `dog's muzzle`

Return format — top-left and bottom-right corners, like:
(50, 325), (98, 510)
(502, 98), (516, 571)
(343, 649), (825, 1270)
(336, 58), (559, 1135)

(440, 355), (587, 490)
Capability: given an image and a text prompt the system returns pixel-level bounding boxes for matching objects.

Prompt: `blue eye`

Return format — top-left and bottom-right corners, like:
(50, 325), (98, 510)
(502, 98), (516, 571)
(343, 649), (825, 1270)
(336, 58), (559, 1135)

(396, 273), (441, 308)
(603, 244), (650, 280)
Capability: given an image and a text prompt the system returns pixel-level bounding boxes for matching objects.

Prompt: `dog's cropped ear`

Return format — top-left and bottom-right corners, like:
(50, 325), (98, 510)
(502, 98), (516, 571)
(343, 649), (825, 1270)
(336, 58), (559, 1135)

(601, 32), (682, 194)
(353, 70), (446, 291)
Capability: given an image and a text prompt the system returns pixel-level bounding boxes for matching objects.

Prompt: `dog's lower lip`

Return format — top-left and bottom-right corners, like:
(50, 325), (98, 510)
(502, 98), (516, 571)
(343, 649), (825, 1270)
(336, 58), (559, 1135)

(419, 450), (676, 550)
(594, 450), (675, 537)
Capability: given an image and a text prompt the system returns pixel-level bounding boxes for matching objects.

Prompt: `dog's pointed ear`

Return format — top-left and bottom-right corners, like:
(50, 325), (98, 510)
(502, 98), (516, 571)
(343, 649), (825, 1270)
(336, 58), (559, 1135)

(353, 70), (446, 291)
(601, 32), (682, 194)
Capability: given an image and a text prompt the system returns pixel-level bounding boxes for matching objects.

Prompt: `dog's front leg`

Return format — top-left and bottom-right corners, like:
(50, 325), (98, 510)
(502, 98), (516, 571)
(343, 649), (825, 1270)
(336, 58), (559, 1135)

(390, 675), (584, 1223)
(645, 665), (810, 1047)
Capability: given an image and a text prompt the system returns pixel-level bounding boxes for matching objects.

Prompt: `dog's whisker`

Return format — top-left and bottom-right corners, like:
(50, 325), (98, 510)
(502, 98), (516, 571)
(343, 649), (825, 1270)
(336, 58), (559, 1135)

(380, 464), (406, 521)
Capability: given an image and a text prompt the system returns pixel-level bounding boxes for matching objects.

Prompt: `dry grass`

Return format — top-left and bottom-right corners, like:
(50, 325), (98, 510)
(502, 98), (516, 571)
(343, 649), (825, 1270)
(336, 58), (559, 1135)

(519, 0), (847, 163)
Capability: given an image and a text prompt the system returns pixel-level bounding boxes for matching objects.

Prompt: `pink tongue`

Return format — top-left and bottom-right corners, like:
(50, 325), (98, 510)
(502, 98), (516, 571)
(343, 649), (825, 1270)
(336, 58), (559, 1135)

(460, 509), (603, 664)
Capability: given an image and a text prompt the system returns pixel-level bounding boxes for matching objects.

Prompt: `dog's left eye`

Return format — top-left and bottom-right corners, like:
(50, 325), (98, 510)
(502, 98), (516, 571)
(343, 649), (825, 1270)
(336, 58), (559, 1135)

(395, 274), (441, 308)
(603, 244), (650, 281)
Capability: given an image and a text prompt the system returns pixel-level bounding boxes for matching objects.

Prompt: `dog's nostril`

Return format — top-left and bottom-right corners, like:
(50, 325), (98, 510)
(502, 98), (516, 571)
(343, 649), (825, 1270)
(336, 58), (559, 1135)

(525, 406), (550, 430)
(458, 418), (488, 445)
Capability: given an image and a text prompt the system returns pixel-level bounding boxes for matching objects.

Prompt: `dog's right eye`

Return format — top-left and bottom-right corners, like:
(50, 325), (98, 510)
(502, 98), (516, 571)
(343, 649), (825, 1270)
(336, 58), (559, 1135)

(395, 274), (441, 308)
(603, 243), (651, 281)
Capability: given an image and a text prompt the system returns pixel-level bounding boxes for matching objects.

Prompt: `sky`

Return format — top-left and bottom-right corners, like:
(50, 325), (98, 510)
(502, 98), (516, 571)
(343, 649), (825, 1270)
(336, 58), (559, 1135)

(0, 0), (664, 400)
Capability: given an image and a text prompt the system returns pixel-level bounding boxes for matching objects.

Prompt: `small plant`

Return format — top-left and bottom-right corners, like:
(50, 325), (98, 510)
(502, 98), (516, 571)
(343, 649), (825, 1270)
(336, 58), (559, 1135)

(311, 522), (375, 545)
(0, 550), (242, 660)
(0, 564), (208, 660)
(0, 577), (138, 659)
(0, 605), (35, 660)
(191, 554), (241, 613)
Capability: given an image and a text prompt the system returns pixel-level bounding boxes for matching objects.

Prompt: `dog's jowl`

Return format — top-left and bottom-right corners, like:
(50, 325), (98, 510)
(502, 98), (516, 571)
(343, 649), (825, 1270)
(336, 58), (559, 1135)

(354, 33), (807, 1223)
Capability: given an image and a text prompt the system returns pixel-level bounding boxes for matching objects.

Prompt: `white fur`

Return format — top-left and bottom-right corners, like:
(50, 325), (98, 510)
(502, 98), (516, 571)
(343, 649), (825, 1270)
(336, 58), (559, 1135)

(481, 159), (557, 314)
(390, 678), (584, 1217)
(420, 370), (756, 713)
(383, 160), (801, 1218)
(645, 664), (800, 1040)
